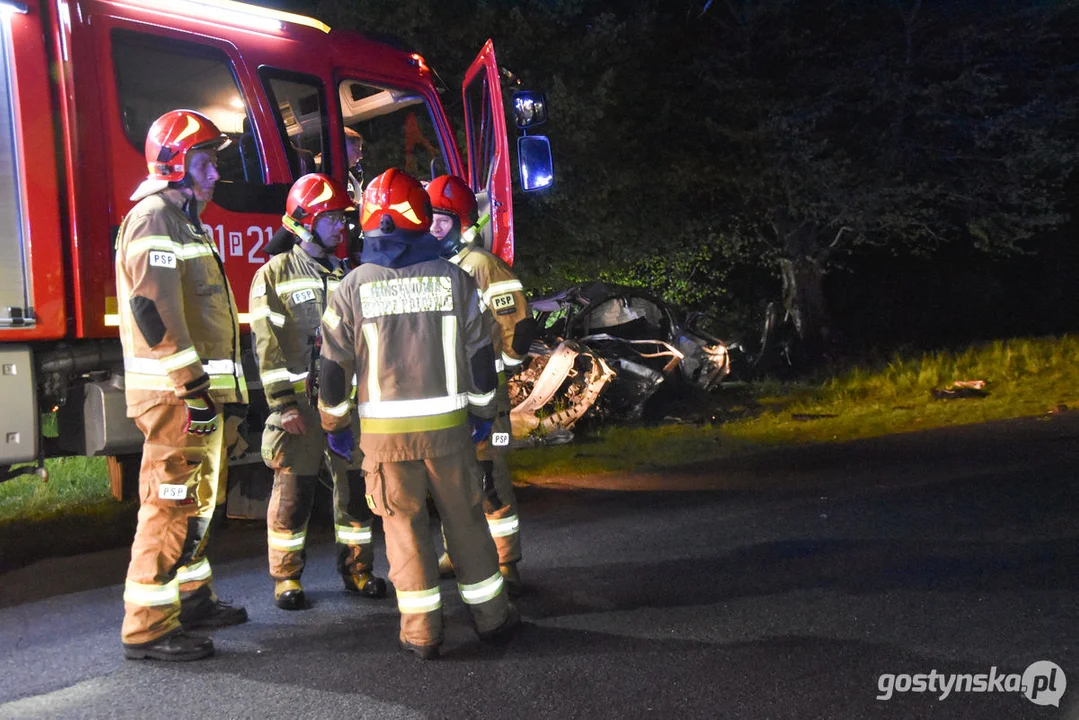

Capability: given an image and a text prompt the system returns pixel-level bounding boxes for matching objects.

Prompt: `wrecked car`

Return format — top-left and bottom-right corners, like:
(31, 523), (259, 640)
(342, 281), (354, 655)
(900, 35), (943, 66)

(508, 282), (733, 441)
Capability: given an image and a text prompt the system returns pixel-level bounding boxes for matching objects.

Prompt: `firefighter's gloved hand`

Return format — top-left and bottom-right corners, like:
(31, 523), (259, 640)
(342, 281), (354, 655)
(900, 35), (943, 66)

(327, 427), (354, 462)
(280, 406), (307, 435)
(469, 414), (493, 445)
(182, 392), (219, 436)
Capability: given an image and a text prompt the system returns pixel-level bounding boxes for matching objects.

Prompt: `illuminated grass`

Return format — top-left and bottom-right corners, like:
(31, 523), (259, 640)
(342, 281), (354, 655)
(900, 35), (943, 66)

(512, 334), (1079, 482)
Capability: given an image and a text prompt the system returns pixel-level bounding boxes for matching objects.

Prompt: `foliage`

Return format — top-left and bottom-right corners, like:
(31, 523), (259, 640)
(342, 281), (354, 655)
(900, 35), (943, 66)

(310, 0), (1079, 349)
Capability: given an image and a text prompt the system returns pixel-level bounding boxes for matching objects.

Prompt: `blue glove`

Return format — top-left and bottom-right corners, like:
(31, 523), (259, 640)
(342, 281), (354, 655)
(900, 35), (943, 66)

(327, 427), (354, 462)
(469, 414), (493, 445)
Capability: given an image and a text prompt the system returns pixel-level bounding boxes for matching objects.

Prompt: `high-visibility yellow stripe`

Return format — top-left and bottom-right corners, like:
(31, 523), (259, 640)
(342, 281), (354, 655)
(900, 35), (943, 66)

(249, 306), (286, 327)
(161, 346), (200, 372)
(442, 315), (457, 397)
(124, 578), (179, 607)
(125, 373), (247, 392)
(268, 529), (307, 551)
(362, 323), (380, 402)
(360, 409), (467, 434)
(277, 278), (323, 294)
(356, 393), (467, 419)
(320, 399), (351, 418)
(127, 236), (216, 260)
(468, 389), (496, 407)
(323, 307), (341, 330)
(335, 524), (372, 544)
(176, 557), (212, 584)
(397, 587), (441, 614)
(502, 352), (523, 367)
(488, 514), (520, 538)
(458, 571), (504, 605)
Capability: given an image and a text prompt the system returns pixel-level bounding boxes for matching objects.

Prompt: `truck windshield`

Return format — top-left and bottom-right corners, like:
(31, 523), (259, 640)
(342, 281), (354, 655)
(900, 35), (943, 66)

(338, 79), (447, 193)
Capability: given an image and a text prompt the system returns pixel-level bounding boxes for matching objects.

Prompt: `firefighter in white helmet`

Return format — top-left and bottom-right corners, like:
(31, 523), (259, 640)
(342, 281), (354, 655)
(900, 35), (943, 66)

(427, 175), (535, 596)
(319, 168), (519, 659)
(116, 109), (249, 661)
(250, 173), (388, 611)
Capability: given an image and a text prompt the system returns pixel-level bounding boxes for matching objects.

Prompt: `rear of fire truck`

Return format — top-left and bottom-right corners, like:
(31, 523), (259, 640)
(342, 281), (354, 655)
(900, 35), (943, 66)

(0, 0), (552, 493)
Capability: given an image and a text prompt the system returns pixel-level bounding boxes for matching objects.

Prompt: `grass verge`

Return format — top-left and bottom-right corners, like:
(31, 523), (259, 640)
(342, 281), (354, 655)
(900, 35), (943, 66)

(510, 334), (1079, 483)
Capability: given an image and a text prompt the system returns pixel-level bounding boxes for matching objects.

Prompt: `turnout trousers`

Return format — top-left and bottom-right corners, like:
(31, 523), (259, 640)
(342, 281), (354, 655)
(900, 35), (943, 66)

(362, 448), (510, 648)
(263, 405), (374, 581)
(121, 402), (227, 645)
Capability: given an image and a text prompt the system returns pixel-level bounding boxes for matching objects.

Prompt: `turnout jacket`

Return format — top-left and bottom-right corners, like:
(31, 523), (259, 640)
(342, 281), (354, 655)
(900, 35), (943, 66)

(249, 245), (345, 412)
(318, 254), (497, 462)
(447, 244), (531, 373)
(115, 188), (247, 417)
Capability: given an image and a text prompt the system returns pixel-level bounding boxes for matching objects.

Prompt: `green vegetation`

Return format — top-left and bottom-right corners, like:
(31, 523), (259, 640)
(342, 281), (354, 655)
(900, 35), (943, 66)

(511, 335), (1079, 482)
(0, 457), (121, 524)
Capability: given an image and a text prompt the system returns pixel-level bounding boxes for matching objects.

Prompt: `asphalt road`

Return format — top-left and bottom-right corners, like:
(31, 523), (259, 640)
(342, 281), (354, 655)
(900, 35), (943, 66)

(0, 413), (1077, 719)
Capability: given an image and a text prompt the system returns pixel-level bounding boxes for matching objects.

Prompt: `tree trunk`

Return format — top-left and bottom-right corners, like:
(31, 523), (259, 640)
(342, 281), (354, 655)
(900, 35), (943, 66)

(775, 219), (833, 365)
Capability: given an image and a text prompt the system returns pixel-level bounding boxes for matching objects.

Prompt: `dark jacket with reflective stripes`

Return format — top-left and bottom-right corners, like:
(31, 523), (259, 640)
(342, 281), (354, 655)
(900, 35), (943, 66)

(114, 189), (246, 417)
(319, 257), (497, 462)
(250, 245), (345, 412)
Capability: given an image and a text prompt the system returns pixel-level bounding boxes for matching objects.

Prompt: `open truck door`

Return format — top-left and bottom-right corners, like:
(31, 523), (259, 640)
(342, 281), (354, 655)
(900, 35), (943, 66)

(462, 40), (515, 266)
(462, 40), (554, 267)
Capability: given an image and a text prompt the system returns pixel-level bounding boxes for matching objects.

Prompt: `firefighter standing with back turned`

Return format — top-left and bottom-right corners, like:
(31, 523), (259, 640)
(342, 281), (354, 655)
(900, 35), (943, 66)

(116, 109), (249, 661)
(427, 175), (535, 595)
(249, 173), (387, 610)
(318, 168), (520, 660)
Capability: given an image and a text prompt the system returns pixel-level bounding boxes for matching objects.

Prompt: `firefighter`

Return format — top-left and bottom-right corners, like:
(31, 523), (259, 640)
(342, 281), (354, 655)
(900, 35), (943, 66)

(116, 109), (249, 661)
(250, 173), (387, 610)
(344, 127), (365, 200)
(318, 168), (519, 660)
(427, 175), (535, 596)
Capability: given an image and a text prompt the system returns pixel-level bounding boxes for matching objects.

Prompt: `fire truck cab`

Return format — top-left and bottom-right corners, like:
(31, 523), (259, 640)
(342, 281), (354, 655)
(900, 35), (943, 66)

(0, 0), (552, 481)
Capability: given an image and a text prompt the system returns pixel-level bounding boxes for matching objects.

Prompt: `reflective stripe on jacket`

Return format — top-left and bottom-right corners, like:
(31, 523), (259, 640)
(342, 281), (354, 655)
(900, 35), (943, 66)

(319, 258), (496, 462)
(114, 189), (246, 416)
(250, 245), (345, 412)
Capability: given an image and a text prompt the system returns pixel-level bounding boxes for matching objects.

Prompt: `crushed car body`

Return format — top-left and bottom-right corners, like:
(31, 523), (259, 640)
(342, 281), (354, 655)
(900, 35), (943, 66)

(509, 282), (732, 441)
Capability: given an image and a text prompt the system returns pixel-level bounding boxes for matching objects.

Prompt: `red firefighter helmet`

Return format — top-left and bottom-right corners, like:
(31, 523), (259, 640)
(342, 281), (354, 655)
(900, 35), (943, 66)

(131, 110), (231, 202)
(285, 173), (354, 231)
(144, 109), (230, 182)
(360, 168), (431, 234)
(427, 175), (478, 227)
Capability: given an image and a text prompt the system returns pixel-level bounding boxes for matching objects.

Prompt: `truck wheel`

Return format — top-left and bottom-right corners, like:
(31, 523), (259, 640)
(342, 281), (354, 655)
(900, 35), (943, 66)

(107, 455), (141, 501)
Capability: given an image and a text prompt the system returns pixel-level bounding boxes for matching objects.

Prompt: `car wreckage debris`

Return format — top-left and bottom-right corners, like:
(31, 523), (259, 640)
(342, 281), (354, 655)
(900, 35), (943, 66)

(508, 282), (733, 442)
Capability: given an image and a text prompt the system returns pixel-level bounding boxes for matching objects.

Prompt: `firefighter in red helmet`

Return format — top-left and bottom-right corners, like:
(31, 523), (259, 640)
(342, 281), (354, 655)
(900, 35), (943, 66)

(250, 173), (388, 610)
(427, 175), (535, 595)
(116, 109), (249, 661)
(319, 168), (519, 659)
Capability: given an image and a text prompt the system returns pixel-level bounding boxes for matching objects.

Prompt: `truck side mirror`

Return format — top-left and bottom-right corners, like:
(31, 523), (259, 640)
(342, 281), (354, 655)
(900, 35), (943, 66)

(512, 91), (547, 129)
(518, 136), (553, 191)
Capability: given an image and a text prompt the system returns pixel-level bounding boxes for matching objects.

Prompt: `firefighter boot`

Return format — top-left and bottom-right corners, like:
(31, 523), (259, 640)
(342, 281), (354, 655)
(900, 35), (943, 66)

(437, 551), (455, 578)
(274, 579), (307, 610)
(399, 638), (441, 661)
(478, 603), (521, 646)
(342, 570), (387, 599)
(180, 595), (249, 630)
(123, 629), (214, 662)
(500, 562), (524, 597)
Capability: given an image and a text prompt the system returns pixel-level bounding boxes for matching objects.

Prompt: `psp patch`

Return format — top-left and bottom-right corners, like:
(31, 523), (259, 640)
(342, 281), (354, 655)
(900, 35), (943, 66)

(292, 289), (317, 304)
(491, 293), (516, 315)
(158, 484), (188, 501)
(491, 432), (510, 447)
(148, 251), (177, 269)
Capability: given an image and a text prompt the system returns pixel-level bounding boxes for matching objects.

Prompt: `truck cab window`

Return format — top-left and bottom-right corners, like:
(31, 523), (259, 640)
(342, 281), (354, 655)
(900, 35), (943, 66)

(111, 30), (262, 186)
(337, 79), (447, 193)
(261, 72), (330, 181)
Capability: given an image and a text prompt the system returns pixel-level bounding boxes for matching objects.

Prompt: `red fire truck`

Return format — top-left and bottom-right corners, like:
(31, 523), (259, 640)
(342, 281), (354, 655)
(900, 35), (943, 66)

(0, 0), (553, 489)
